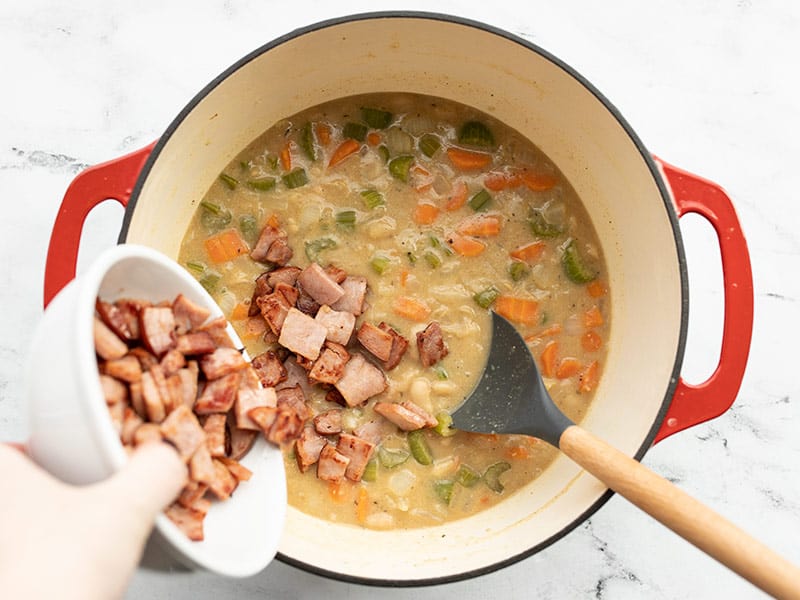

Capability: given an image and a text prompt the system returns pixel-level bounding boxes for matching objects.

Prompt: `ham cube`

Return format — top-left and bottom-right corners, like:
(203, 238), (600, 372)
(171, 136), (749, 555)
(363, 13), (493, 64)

(175, 331), (217, 355)
(275, 385), (310, 422)
(165, 503), (205, 541)
(176, 365), (199, 409)
(235, 379), (277, 430)
(140, 371), (166, 423)
(278, 308), (327, 360)
(203, 414), (227, 457)
(99, 374), (128, 405)
(316, 442), (350, 483)
(160, 404), (206, 461)
(251, 350), (288, 387)
(314, 305), (356, 345)
(334, 353), (387, 406)
(378, 322), (409, 370)
(250, 224), (293, 266)
(330, 276), (367, 316)
(297, 263), (345, 306)
(416, 321), (449, 367)
(120, 407), (144, 446)
(103, 354), (142, 383)
(96, 299), (137, 342)
(267, 266), (302, 289)
(189, 444), (216, 486)
(357, 322), (393, 362)
(160, 348), (187, 377)
(94, 317), (129, 361)
(274, 282), (299, 308)
(313, 409), (343, 435)
(257, 291), (292, 335)
(139, 306), (177, 357)
(218, 457), (253, 482)
(337, 433), (375, 482)
(199, 347), (248, 379)
(267, 407), (304, 445)
(308, 342), (350, 385)
(248, 406), (278, 435)
(133, 422), (163, 446)
(196, 317), (236, 349)
(208, 459), (239, 500)
(172, 294), (211, 334)
(194, 372), (242, 414)
(374, 400), (438, 431)
(295, 427), (327, 473)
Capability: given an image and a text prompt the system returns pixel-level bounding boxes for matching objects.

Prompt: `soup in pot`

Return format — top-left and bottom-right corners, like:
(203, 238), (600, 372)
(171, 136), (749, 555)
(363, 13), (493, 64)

(178, 93), (609, 529)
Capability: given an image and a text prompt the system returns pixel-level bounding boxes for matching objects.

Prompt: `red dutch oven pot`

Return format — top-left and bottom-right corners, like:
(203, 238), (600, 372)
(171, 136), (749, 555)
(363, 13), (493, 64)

(42, 12), (753, 585)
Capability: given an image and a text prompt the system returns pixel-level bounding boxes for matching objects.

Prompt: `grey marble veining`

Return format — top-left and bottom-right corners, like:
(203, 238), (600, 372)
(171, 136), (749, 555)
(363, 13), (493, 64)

(2, 1), (798, 598)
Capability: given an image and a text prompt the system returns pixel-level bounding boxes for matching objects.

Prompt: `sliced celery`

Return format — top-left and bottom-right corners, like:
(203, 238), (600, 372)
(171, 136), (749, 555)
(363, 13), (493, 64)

(529, 209), (565, 238)
(361, 107), (393, 129)
(336, 209), (357, 229)
(388, 155), (414, 182)
(407, 430), (433, 465)
(343, 122), (368, 142)
(433, 411), (456, 437)
(562, 240), (597, 284)
(455, 465), (481, 488)
(378, 446), (410, 469)
(473, 286), (500, 309)
(433, 480), (455, 504)
(218, 172), (238, 190)
(458, 121), (495, 148)
(361, 458), (378, 482)
(419, 133), (442, 158)
(199, 201), (232, 232)
(360, 189), (385, 209)
(304, 237), (337, 262)
(300, 121), (316, 161)
(423, 251), (441, 269)
(246, 176), (276, 191)
(509, 260), (529, 281)
(370, 254), (391, 275)
(238, 215), (259, 244)
(468, 188), (492, 211)
(483, 461), (511, 493)
(282, 167), (308, 189)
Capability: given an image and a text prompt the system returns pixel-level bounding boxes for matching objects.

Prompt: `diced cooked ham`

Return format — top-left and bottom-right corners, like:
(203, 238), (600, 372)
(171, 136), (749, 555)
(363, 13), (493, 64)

(175, 331), (217, 355)
(357, 322), (393, 362)
(160, 348), (186, 377)
(308, 342), (350, 385)
(219, 457), (252, 482)
(129, 380), (146, 419)
(275, 385), (310, 422)
(150, 364), (179, 415)
(249, 271), (274, 316)
(140, 370), (166, 423)
(94, 317), (129, 361)
(278, 308), (328, 360)
(313, 409), (342, 435)
(297, 263), (345, 306)
(103, 354), (142, 383)
(274, 282), (299, 307)
(203, 413), (228, 457)
(267, 407), (304, 445)
(194, 372), (241, 414)
(227, 425), (258, 461)
(99, 374), (128, 405)
(172, 294), (211, 335)
(353, 418), (393, 446)
(199, 347), (248, 379)
(120, 407), (144, 446)
(325, 387), (347, 406)
(160, 404), (206, 461)
(250, 224), (293, 266)
(176, 365), (199, 409)
(280, 357), (313, 397)
(208, 459), (239, 500)
(177, 479), (208, 508)
(295, 427), (327, 473)
(378, 322), (409, 370)
(128, 347), (159, 370)
(251, 351), (287, 387)
(133, 422), (163, 446)
(324, 264), (347, 284)
(257, 291), (292, 335)
(295, 287), (320, 316)
(248, 406), (278, 434)
(165, 503), (205, 541)
(373, 400), (438, 431)
(96, 299), (136, 342)
(330, 276), (367, 316)
(316, 443), (350, 483)
(267, 266), (301, 289)
(189, 444), (216, 486)
(314, 305), (356, 345)
(334, 353), (387, 406)
(235, 379), (277, 430)
(196, 317), (236, 349)
(139, 306), (177, 357)
(337, 433), (375, 482)
(107, 400), (125, 433)
(416, 321), (449, 367)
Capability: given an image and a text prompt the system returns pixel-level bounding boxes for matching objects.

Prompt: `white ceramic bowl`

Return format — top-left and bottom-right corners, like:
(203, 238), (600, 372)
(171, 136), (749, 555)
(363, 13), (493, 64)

(26, 243), (286, 577)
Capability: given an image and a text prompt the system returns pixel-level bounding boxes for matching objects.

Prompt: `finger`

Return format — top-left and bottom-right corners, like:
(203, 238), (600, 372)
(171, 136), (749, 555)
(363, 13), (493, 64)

(3, 442), (26, 452)
(103, 443), (187, 522)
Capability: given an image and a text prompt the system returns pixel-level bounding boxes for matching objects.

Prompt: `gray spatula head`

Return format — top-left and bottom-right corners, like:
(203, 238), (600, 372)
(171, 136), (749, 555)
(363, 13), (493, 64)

(450, 312), (573, 448)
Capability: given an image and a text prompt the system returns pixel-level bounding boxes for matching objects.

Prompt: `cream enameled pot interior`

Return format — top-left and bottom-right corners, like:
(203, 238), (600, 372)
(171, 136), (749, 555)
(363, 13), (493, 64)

(122, 14), (684, 583)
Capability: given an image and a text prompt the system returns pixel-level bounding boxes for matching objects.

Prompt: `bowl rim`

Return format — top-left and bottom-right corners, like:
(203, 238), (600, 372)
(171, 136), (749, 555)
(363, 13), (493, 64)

(118, 11), (689, 586)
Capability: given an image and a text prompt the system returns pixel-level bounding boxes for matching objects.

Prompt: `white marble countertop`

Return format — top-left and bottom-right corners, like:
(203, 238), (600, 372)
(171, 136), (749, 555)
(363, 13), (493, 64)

(2, 1), (799, 598)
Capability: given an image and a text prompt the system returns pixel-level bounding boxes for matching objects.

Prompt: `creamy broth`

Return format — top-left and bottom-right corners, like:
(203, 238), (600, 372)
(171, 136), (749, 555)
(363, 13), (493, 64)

(178, 93), (609, 529)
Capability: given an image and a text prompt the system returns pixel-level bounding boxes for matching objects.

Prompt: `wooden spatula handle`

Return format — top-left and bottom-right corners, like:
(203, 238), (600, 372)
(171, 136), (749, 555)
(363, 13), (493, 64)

(559, 425), (800, 599)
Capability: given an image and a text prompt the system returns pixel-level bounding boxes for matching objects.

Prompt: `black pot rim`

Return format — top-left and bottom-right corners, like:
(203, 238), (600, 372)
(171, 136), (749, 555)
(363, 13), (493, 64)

(120, 10), (689, 587)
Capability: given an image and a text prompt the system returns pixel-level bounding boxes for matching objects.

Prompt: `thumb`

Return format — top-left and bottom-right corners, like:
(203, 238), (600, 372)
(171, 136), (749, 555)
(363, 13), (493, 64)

(103, 443), (187, 526)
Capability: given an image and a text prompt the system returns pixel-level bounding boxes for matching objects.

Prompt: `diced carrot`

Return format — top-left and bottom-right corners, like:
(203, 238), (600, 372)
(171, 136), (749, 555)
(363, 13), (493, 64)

(400, 269), (409, 288)
(510, 240), (546, 263)
(578, 360), (600, 393)
(411, 164), (433, 192)
(581, 330), (603, 352)
(505, 445), (530, 460)
(447, 147), (492, 171)
(230, 302), (250, 321)
(279, 142), (292, 172)
(444, 180), (468, 211)
(267, 213), (280, 228)
(587, 280), (608, 298)
(456, 214), (502, 237)
(483, 170), (521, 191)
(392, 296), (432, 322)
(539, 339), (559, 378)
(327, 481), (349, 503)
(367, 132), (382, 146)
(495, 295), (540, 326)
(240, 316), (267, 340)
(524, 323), (563, 342)
(412, 202), (440, 225)
(556, 357), (582, 379)
(519, 171), (558, 191)
(328, 138), (361, 167)
(204, 229), (249, 263)
(315, 122), (332, 147)
(584, 305), (604, 328)
(355, 486), (370, 524)
(447, 232), (486, 257)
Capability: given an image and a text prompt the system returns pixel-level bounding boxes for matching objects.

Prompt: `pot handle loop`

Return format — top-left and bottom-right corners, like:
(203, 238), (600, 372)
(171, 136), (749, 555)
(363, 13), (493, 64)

(653, 157), (753, 443)
(43, 143), (155, 307)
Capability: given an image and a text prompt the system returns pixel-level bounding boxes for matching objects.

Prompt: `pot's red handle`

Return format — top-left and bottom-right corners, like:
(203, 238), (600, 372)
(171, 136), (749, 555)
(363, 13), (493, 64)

(43, 143), (155, 307)
(653, 158), (753, 443)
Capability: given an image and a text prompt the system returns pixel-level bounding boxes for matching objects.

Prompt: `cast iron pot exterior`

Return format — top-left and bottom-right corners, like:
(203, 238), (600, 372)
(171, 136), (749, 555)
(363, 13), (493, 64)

(43, 12), (753, 585)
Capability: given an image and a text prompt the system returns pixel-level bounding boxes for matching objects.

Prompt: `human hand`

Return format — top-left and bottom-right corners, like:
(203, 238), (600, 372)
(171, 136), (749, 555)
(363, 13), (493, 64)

(0, 442), (186, 600)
